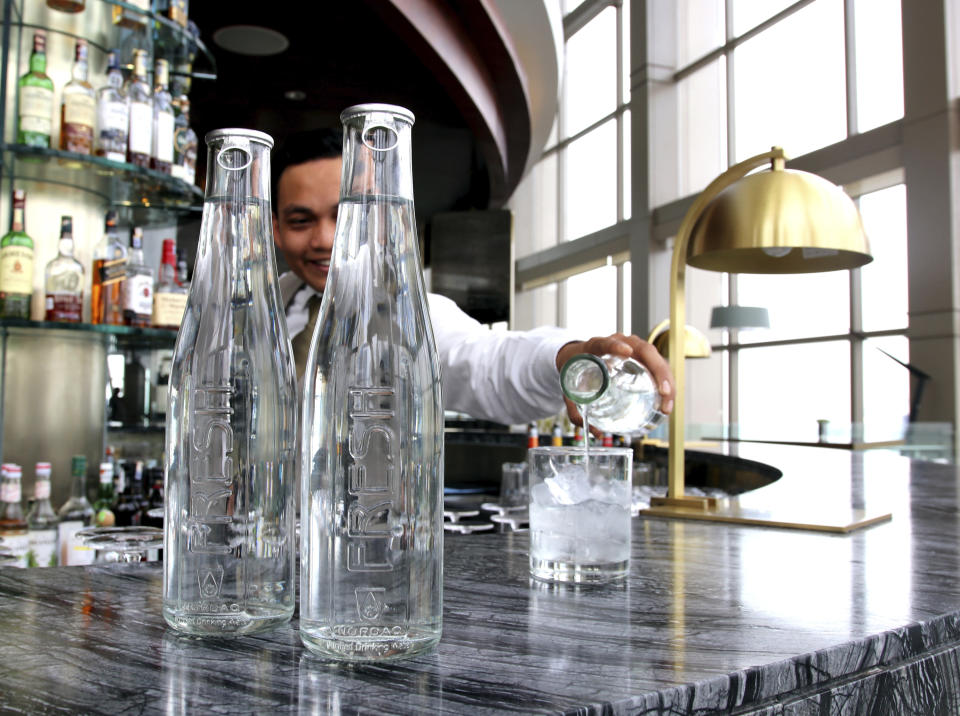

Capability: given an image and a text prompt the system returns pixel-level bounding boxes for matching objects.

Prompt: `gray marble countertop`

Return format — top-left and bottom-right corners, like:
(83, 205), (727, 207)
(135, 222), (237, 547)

(2, 444), (959, 714)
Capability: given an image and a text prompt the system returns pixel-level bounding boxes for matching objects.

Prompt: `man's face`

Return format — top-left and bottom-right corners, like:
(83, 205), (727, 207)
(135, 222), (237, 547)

(273, 157), (342, 293)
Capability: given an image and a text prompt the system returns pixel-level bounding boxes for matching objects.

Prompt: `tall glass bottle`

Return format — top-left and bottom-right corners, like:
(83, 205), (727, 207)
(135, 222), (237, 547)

(121, 227), (153, 327)
(17, 32), (54, 147)
(0, 189), (34, 318)
(57, 455), (94, 565)
(126, 50), (152, 168)
(60, 39), (95, 155)
(95, 51), (129, 163)
(151, 59), (174, 174)
(44, 216), (83, 322)
(0, 464), (29, 567)
(163, 128), (297, 636)
(26, 462), (58, 567)
(299, 104), (444, 661)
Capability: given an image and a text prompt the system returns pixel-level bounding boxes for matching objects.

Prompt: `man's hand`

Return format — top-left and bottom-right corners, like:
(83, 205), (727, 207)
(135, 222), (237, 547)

(555, 334), (675, 434)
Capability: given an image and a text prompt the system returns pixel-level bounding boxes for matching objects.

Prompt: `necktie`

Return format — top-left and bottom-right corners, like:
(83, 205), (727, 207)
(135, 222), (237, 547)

(291, 293), (323, 381)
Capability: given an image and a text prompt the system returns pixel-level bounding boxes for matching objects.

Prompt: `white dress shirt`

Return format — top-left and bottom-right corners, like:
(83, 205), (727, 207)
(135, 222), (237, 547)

(282, 275), (577, 425)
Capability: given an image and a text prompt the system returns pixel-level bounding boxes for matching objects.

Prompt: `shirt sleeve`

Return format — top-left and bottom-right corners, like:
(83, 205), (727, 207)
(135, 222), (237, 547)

(427, 293), (580, 425)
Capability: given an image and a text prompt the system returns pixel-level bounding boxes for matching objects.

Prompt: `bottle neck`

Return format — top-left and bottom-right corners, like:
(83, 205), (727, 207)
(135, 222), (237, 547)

(341, 112), (415, 202)
(11, 207), (24, 233)
(72, 59), (88, 83)
(59, 235), (75, 257)
(108, 67), (123, 90)
(71, 471), (87, 499)
(29, 50), (46, 75)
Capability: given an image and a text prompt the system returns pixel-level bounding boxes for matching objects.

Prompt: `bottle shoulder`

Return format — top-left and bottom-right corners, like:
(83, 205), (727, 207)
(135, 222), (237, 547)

(1, 231), (34, 248)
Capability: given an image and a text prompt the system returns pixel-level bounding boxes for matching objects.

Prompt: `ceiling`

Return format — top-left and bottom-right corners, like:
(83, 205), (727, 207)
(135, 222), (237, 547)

(185, 0), (531, 225)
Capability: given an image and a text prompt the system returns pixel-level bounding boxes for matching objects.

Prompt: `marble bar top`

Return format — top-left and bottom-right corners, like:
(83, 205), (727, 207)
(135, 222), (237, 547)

(2, 444), (960, 714)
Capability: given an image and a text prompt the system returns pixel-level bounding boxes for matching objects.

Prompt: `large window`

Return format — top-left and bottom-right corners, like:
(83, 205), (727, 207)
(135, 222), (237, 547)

(511, 0), (909, 442)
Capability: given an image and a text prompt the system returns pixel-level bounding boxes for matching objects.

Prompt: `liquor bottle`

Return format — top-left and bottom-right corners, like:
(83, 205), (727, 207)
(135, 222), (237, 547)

(60, 39), (95, 155)
(46, 0), (85, 11)
(17, 32), (54, 147)
(126, 50), (152, 168)
(95, 51), (129, 163)
(176, 248), (190, 288)
(113, 457), (142, 528)
(122, 351), (149, 426)
(299, 105), (443, 660)
(0, 189), (34, 319)
(26, 462), (58, 567)
(163, 128), (296, 636)
(93, 462), (116, 527)
(152, 238), (187, 329)
(120, 227), (153, 327)
(163, 0), (189, 27)
(112, 0), (149, 30)
(171, 95), (198, 184)
(57, 455), (95, 566)
(151, 59), (175, 174)
(551, 424), (563, 447)
(527, 423), (539, 449)
(0, 464), (29, 567)
(44, 216), (84, 323)
(91, 211), (127, 325)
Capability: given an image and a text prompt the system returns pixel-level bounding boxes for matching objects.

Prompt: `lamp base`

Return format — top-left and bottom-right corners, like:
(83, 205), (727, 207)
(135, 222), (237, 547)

(641, 499), (891, 533)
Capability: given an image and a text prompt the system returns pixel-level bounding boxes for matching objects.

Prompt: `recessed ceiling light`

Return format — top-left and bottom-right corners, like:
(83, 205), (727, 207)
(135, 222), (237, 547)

(284, 90), (307, 101)
(212, 25), (289, 56)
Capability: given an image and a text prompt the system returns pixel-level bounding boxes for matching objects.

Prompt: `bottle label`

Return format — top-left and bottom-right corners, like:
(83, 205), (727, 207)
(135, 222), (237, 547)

(155, 111), (175, 163)
(129, 102), (152, 155)
(98, 99), (128, 133)
(45, 292), (82, 322)
(64, 93), (96, 129)
(19, 86), (53, 134)
(1, 532), (30, 568)
(27, 528), (57, 567)
(35, 479), (50, 500)
(121, 273), (154, 316)
(2, 481), (21, 502)
(98, 256), (127, 286)
(0, 246), (34, 295)
(58, 520), (95, 566)
(152, 291), (186, 327)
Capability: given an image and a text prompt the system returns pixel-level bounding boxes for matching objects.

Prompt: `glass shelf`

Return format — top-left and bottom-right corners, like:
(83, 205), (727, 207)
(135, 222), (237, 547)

(0, 317), (177, 350)
(2, 143), (202, 212)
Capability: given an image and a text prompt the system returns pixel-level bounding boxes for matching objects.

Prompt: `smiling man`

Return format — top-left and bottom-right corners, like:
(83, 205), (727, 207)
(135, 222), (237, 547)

(271, 128), (674, 427)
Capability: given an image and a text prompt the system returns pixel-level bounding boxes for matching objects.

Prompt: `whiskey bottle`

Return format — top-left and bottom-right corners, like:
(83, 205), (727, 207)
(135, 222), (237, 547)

(91, 210), (127, 325)
(60, 39), (95, 155)
(126, 50), (152, 168)
(57, 455), (95, 566)
(151, 59), (175, 174)
(95, 51), (129, 163)
(93, 462), (116, 528)
(0, 189), (34, 319)
(152, 239), (187, 329)
(171, 95), (198, 183)
(0, 464), (28, 568)
(121, 227), (153, 327)
(112, 0), (149, 30)
(17, 32), (54, 147)
(25, 462), (58, 567)
(44, 216), (84, 322)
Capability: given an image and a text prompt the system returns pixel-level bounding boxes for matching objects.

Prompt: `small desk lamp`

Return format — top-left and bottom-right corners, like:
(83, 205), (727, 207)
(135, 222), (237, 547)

(642, 147), (883, 532)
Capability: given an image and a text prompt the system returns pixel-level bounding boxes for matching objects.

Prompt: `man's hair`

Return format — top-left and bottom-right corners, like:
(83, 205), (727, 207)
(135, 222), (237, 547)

(271, 128), (343, 214)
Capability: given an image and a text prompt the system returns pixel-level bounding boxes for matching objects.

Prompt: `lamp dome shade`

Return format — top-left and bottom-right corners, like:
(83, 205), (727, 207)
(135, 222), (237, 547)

(686, 168), (872, 274)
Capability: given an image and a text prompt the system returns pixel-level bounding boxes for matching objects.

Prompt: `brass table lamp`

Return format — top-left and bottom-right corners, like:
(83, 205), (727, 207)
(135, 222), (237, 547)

(642, 147), (886, 532)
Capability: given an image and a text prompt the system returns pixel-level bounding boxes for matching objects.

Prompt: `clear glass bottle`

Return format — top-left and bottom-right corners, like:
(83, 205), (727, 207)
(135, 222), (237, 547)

(172, 95), (198, 184)
(26, 462), (58, 568)
(95, 51), (129, 163)
(60, 39), (95, 155)
(152, 238), (187, 329)
(0, 464), (29, 567)
(151, 59), (175, 174)
(0, 189), (34, 319)
(121, 227), (153, 327)
(300, 104), (444, 661)
(163, 128), (297, 636)
(17, 32), (54, 147)
(560, 353), (666, 434)
(91, 210), (127, 325)
(57, 455), (94, 566)
(126, 50), (152, 168)
(44, 216), (84, 323)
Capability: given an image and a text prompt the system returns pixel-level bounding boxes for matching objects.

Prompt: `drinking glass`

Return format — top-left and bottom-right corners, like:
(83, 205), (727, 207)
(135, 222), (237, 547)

(527, 446), (633, 583)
